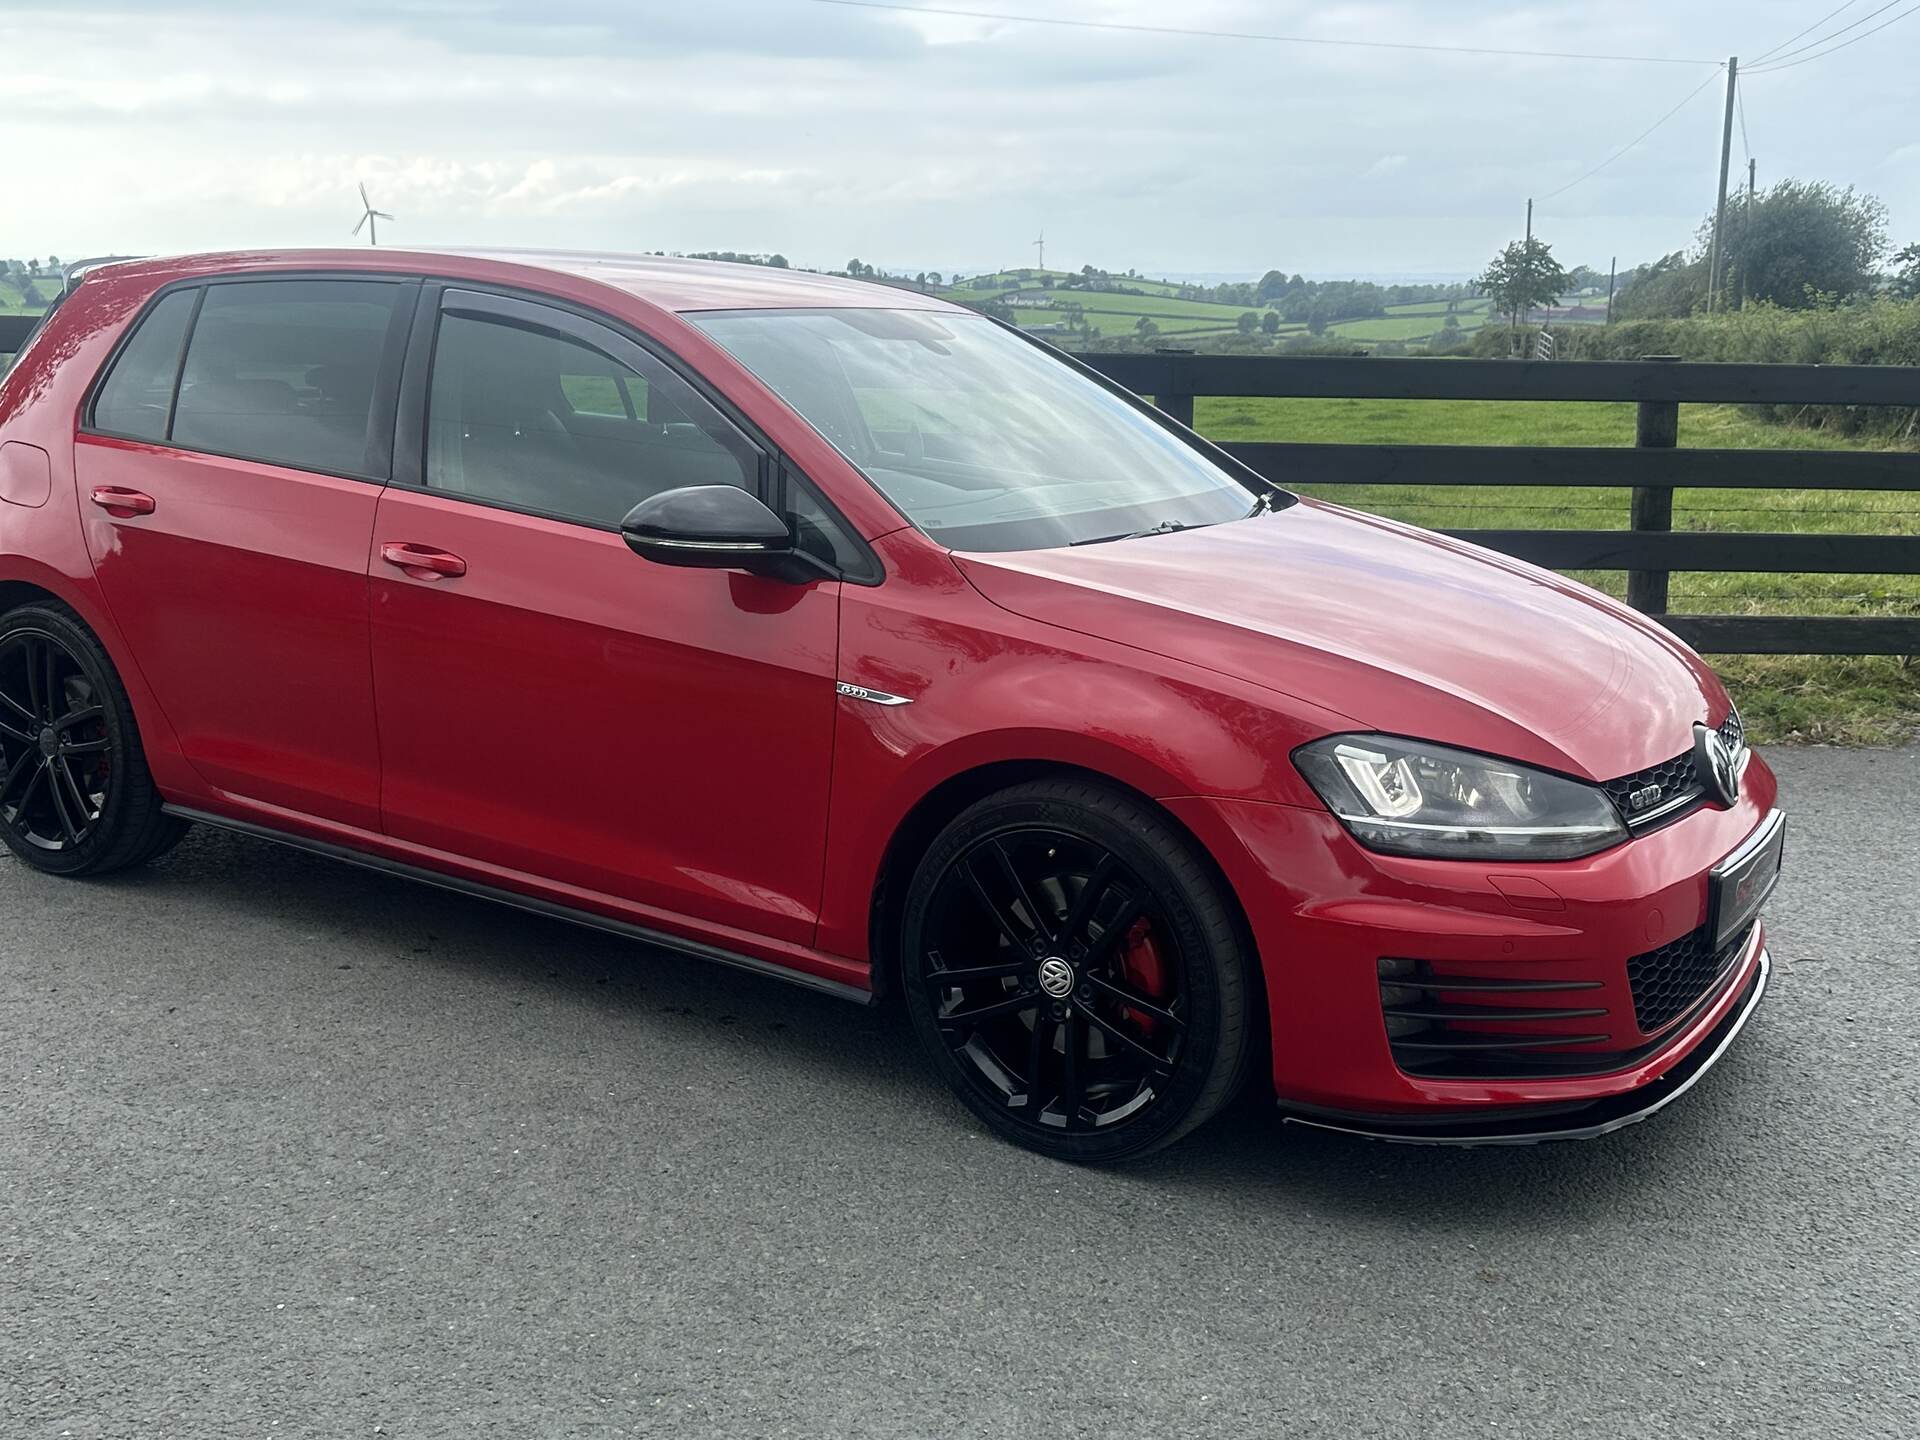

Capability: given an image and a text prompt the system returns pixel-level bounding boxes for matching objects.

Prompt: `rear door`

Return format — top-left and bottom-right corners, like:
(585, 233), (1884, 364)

(367, 287), (844, 944)
(75, 276), (416, 829)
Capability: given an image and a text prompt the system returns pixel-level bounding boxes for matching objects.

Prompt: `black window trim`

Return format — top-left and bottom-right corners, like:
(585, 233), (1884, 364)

(79, 270), (425, 487)
(392, 280), (884, 586)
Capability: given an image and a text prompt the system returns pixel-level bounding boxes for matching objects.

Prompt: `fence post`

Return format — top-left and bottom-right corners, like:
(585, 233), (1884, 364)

(1153, 351), (1195, 428)
(1628, 355), (1681, 615)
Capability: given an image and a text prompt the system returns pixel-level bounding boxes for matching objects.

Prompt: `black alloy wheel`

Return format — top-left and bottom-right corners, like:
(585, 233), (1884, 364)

(0, 628), (110, 851)
(902, 778), (1251, 1162)
(0, 603), (185, 875)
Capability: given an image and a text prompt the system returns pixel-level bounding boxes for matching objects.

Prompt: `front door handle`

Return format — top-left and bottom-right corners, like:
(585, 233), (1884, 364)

(90, 486), (156, 518)
(380, 542), (468, 581)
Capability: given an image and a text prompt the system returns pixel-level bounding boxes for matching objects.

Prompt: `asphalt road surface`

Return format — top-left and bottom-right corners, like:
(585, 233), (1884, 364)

(2, 745), (1915, 1438)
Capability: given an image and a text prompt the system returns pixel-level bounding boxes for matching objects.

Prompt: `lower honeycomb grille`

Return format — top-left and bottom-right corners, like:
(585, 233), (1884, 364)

(1627, 921), (1753, 1033)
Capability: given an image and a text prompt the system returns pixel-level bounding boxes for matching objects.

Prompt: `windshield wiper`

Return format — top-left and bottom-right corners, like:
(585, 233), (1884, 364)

(1246, 489), (1277, 518)
(1071, 519), (1201, 546)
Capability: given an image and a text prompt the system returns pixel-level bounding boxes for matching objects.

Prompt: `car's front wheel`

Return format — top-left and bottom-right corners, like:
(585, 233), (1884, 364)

(0, 601), (186, 876)
(901, 778), (1253, 1163)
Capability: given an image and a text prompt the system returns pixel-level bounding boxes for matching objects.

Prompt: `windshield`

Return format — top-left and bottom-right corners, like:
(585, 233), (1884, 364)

(691, 308), (1264, 552)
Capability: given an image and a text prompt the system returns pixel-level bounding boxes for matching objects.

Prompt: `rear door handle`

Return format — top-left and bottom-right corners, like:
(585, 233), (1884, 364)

(380, 542), (468, 581)
(90, 486), (156, 518)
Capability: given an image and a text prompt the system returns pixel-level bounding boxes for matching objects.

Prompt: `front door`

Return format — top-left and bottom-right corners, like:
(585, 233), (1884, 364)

(76, 276), (416, 830)
(367, 289), (841, 945)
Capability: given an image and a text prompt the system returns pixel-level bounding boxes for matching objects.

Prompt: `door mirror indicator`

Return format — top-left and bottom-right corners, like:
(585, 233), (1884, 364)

(620, 486), (827, 582)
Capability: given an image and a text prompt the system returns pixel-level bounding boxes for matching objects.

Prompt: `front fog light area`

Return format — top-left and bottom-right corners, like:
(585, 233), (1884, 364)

(1295, 734), (1627, 861)
(1377, 958), (1431, 1040)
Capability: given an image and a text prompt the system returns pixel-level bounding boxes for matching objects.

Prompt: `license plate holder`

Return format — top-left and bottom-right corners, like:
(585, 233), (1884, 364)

(1708, 810), (1785, 953)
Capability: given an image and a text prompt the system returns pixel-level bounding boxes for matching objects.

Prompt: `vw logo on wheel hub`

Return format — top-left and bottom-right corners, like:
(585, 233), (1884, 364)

(1036, 956), (1076, 998)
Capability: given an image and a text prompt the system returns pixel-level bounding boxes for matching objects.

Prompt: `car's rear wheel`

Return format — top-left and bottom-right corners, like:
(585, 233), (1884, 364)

(0, 603), (186, 876)
(901, 778), (1252, 1163)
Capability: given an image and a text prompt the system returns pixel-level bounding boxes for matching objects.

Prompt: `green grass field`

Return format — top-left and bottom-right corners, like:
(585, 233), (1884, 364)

(1323, 313), (1481, 342)
(1010, 307), (1237, 336)
(1192, 396), (1920, 743)
(0, 286), (54, 315)
(944, 276), (1499, 351)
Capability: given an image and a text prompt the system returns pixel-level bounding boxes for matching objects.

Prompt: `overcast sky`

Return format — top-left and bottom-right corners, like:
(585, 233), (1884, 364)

(7, 0), (1916, 280)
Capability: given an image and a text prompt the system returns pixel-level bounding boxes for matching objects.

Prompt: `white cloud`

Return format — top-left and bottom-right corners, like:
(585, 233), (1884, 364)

(0, 0), (1912, 277)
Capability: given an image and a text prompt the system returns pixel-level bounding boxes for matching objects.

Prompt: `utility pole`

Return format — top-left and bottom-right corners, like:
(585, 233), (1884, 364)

(1606, 255), (1617, 324)
(1525, 198), (1533, 244)
(1705, 56), (1738, 314)
(1741, 157), (1756, 310)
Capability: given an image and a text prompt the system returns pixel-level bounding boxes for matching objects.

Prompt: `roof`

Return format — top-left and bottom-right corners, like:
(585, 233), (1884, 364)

(450, 249), (965, 314)
(84, 247), (966, 316)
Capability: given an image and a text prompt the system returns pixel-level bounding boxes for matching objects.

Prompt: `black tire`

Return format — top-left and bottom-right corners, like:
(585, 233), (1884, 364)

(900, 777), (1252, 1163)
(0, 601), (187, 876)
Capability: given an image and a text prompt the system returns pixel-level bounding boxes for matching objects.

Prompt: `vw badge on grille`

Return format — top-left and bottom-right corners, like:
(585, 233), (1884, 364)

(1695, 722), (1741, 807)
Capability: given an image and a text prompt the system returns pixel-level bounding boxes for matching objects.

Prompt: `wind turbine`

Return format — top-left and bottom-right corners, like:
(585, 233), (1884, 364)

(352, 183), (395, 246)
(1033, 228), (1045, 275)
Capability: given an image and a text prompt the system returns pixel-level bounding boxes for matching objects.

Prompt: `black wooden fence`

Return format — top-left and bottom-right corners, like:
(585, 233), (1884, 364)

(1082, 351), (1920, 655)
(8, 312), (1920, 652)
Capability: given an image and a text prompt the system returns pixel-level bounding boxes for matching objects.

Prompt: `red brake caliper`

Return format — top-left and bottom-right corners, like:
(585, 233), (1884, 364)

(1115, 917), (1170, 1040)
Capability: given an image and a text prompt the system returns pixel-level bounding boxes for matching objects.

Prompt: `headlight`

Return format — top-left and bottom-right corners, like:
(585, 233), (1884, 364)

(1294, 734), (1627, 861)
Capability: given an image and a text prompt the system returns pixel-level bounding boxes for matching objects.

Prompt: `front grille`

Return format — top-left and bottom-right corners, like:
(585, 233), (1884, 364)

(1718, 710), (1744, 753)
(1602, 750), (1701, 824)
(1599, 710), (1746, 832)
(1627, 920), (1752, 1033)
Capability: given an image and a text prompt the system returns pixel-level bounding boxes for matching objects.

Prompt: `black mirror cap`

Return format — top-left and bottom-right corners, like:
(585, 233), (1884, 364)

(620, 485), (802, 576)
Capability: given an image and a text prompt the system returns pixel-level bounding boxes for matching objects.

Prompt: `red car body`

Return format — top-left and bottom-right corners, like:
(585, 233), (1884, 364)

(0, 249), (1778, 1142)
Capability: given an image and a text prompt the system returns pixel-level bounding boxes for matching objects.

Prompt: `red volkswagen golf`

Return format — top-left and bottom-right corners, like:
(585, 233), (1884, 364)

(0, 250), (1782, 1160)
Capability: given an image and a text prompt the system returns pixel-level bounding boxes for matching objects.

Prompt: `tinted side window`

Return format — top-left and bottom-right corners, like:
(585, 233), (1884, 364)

(172, 280), (405, 476)
(91, 289), (197, 441)
(425, 312), (758, 527)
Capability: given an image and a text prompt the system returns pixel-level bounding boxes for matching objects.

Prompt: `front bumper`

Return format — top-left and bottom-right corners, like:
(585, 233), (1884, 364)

(1163, 752), (1781, 1126)
(1279, 944), (1769, 1144)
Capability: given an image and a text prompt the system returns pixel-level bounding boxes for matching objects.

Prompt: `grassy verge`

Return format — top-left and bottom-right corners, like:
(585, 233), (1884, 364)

(1194, 397), (1920, 745)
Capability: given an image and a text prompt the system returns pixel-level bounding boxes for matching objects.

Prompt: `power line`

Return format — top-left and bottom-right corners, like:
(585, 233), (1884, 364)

(1745, 0), (1908, 67)
(1735, 75), (1753, 163)
(804, 0), (1723, 65)
(1750, 0), (1862, 62)
(1535, 65), (1727, 205)
(1748, 1), (1918, 69)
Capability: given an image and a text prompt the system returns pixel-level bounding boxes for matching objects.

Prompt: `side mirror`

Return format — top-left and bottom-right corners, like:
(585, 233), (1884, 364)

(620, 485), (815, 580)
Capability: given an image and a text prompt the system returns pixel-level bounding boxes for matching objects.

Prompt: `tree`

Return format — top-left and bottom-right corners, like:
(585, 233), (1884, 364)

(1714, 179), (1888, 308)
(1475, 236), (1571, 329)
(1236, 311), (1259, 335)
(767, 254), (789, 269)
(1260, 311), (1280, 335)
(1892, 244), (1920, 301)
(1614, 250), (1708, 320)
(1134, 315), (1158, 339)
(1306, 309), (1329, 336)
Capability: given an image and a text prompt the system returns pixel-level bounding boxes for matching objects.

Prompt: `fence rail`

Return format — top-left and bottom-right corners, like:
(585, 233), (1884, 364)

(1081, 350), (1920, 655)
